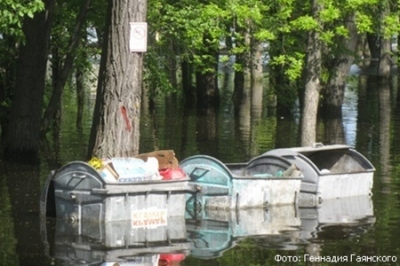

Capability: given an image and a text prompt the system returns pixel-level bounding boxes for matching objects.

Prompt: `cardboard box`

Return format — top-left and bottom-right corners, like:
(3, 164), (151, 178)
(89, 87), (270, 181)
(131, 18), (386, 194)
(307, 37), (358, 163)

(100, 163), (119, 182)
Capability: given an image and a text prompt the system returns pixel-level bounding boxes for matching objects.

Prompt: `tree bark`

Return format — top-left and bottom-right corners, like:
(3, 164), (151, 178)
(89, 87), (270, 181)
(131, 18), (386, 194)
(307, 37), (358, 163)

(233, 25), (251, 107)
(301, 0), (322, 147)
(182, 59), (195, 105)
(196, 69), (219, 108)
(76, 68), (85, 131)
(87, 0), (147, 158)
(323, 13), (358, 117)
(251, 42), (264, 115)
(3, 0), (54, 163)
(0, 36), (17, 142)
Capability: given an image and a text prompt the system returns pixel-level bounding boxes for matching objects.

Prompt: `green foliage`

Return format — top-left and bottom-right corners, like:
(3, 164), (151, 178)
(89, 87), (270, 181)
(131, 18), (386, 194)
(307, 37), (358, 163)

(355, 12), (374, 33)
(0, 0), (44, 37)
(88, 0), (400, 101)
(143, 50), (175, 97)
(383, 15), (400, 39)
(291, 15), (319, 31)
(271, 53), (304, 81)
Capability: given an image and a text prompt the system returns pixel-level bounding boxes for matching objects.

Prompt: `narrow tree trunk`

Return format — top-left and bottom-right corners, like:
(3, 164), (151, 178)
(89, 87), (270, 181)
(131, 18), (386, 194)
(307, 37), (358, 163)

(301, 0), (322, 147)
(323, 13), (358, 117)
(167, 42), (178, 88)
(367, 33), (392, 77)
(182, 59), (195, 104)
(196, 69), (219, 108)
(233, 25), (251, 106)
(40, 0), (90, 136)
(251, 41), (264, 114)
(76, 69), (85, 130)
(87, 0), (147, 158)
(3, 0), (54, 163)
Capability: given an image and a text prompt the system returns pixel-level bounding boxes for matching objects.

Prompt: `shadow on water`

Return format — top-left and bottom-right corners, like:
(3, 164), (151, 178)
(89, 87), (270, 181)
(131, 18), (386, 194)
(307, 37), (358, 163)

(0, 162), (52, 266)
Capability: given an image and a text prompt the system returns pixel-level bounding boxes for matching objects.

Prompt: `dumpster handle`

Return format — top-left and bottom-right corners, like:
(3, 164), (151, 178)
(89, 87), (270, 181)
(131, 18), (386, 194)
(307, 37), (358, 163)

(313, 142), (324, 148)
(72, 173), (86, 179)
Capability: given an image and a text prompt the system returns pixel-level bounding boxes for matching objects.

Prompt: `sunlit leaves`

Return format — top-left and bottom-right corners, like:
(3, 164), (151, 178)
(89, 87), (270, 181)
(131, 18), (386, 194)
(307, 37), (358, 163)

(320, 6), (341, 23)
(355, 12), (374, 33)
(145, 0), (400, 95)
(0, 0), (45, 37)
(383, 15), (400, 39)
(290, 15), (319, 31)
(346, 0), (379, 9)
(254, 29), (276, 41)
(335, 25), (349, 37)
(271, 53), (304, 81)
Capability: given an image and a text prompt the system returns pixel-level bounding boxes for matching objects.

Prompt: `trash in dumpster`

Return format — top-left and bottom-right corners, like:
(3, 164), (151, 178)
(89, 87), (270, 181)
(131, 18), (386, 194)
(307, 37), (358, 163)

(87, 150), (186, 182)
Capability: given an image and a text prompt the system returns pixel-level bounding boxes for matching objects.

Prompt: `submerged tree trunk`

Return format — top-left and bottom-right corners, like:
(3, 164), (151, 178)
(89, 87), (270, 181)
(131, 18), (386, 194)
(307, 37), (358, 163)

(196, 69), (219, 108)
(182, 59), (195, 104)
(301, 0), (322, 147)
(76, 68), (85, 130)
(87, 0), (147, 158)
(3, 0), (54, 163)
(367, 34), (392, 77)
(251, 42), (264, 117)
(0, 36), (17, 142)
(323, 13), (358, 117)
(233, 25), (251, 107)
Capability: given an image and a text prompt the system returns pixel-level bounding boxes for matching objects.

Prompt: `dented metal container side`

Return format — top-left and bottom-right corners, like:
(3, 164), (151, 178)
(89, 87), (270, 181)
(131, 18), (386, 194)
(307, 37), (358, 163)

(264, 145), (375, 199)
(181, 154), (302, 210)
(202, 177), (288, 210)
(232, 178), (301, 207)
(317, 172), (373, 199)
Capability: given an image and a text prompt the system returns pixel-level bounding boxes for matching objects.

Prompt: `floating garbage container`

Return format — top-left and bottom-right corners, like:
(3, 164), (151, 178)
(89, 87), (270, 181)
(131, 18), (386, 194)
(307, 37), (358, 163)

(180, 154), (303, 211)
(41, 161), (195, 223)
(264, 144), (375, 203)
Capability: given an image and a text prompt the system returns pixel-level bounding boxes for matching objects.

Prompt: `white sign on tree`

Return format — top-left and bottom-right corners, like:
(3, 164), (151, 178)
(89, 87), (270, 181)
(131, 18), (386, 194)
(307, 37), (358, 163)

(129, 22), (147, 52)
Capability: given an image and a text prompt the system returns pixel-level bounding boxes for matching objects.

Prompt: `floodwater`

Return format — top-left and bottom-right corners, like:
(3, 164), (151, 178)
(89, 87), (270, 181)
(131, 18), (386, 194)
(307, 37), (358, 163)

(1, 74), (400, 266)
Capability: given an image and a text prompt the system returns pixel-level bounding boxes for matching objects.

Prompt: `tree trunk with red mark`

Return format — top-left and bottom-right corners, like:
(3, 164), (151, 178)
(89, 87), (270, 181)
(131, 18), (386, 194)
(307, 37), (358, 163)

(87, 0), (146, 158)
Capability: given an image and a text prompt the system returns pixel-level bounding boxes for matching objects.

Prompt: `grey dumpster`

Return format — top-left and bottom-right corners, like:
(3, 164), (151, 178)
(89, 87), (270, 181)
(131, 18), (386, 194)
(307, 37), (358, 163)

(180, 154), (303, 210)
(41, 161), (194, 223)
(264, 144), (375, 203)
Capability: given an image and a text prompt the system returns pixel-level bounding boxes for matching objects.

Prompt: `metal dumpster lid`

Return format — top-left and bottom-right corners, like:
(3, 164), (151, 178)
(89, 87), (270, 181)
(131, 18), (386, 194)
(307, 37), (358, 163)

(266, 143), (353, 156)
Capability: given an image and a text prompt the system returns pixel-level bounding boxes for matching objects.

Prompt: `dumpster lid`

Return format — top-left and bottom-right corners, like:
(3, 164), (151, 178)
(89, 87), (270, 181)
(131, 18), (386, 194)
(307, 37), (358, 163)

(264, 144), (353, 157)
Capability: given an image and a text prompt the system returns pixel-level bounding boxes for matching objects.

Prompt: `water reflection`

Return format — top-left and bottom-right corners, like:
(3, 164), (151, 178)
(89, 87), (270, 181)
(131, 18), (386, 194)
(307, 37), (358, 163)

(40, 196), (374, 265)
(41, 216), (189, 266)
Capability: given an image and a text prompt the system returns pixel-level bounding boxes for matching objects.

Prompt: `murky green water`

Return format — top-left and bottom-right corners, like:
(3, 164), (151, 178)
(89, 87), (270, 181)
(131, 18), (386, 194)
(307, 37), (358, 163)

(1, 75), (400, 265)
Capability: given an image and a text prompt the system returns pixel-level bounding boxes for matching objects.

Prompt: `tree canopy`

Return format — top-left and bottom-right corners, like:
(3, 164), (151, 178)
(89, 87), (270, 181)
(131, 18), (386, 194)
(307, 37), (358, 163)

(0, 0), (399, 162)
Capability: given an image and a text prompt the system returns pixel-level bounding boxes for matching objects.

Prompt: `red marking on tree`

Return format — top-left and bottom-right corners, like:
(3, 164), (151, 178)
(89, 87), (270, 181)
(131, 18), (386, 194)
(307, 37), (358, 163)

(120, 106), (132, 131)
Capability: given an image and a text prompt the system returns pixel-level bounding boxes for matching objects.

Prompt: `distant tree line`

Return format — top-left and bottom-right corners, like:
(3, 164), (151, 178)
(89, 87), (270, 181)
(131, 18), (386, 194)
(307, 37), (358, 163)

(0, 0), (397, 163)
